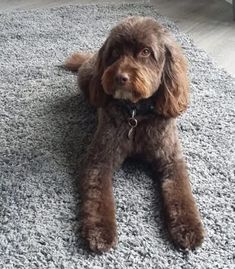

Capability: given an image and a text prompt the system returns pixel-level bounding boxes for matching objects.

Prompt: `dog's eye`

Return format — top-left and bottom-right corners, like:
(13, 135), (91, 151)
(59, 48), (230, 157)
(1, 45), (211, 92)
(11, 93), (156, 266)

(140, 48), (151, 57)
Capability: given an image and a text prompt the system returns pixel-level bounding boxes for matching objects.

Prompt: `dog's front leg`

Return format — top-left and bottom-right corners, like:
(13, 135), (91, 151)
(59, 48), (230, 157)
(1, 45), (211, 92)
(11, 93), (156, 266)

(156, 154), (205, 250)
(80, 122), (126, 252)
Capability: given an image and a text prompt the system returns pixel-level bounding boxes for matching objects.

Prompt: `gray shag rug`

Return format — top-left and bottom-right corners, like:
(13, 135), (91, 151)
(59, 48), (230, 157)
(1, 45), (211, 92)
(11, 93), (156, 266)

(0, 3), (234, 269)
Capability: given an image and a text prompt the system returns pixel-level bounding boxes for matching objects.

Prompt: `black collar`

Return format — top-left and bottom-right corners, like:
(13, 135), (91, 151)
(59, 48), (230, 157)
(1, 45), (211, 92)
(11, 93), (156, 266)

(113, 95), (156, 117)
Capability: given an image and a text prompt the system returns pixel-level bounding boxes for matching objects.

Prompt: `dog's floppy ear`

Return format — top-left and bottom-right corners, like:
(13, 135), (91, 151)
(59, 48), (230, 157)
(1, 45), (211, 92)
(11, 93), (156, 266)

(88, 41), (109, 107)
(155, 37), (189, 118)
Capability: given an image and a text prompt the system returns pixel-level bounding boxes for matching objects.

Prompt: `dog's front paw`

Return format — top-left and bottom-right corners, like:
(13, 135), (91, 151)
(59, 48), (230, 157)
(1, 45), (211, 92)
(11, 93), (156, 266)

(168, 217), (205, 250)
(82, 220), (117, 252)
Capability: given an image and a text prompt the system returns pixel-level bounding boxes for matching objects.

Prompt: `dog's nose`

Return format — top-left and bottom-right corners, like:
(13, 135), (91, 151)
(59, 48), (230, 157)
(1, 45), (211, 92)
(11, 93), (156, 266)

(115, 73), (129, 85)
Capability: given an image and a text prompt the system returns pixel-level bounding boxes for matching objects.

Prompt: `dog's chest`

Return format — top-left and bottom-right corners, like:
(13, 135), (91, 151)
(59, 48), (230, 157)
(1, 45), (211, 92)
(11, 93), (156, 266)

(130, 119), (177, 163)
(100, 106), (176, 156)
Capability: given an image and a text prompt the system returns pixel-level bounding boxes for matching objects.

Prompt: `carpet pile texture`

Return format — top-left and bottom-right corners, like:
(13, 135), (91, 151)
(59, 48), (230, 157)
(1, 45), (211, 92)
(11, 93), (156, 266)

(0, 3), (234, 268)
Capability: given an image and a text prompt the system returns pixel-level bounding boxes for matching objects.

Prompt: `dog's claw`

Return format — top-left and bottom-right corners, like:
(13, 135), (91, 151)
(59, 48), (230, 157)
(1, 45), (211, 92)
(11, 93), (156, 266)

(83, 222), (117, 252)
(169, 220), (205, 250)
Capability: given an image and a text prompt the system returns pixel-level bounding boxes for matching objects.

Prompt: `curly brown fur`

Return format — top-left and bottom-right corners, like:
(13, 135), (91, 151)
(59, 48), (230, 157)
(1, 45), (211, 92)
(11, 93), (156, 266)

(65, 16), (204, 252)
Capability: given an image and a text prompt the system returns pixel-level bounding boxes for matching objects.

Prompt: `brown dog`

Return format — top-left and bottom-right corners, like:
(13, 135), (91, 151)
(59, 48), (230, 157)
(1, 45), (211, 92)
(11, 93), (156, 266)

(65, 16), (204, 252)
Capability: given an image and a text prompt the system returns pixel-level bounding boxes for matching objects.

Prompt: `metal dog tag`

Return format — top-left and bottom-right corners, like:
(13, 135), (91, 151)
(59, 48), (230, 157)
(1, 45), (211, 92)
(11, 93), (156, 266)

(128, 110), (138, 139)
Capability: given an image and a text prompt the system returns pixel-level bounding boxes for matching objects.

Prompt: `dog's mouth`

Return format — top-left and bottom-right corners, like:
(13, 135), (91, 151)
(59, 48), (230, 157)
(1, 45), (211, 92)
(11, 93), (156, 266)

(113, 89), (136, 102)
(113, 88), (151, 103)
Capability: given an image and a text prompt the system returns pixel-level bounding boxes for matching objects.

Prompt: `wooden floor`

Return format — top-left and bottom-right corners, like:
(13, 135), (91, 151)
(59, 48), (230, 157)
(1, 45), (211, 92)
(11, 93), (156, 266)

(0, 0), (234, 77)
(151, 0), (235, 77)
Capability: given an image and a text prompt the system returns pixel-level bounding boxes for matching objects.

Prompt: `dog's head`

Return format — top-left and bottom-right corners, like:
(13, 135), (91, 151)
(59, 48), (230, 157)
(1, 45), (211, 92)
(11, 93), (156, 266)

(89, 16), (189, 117)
